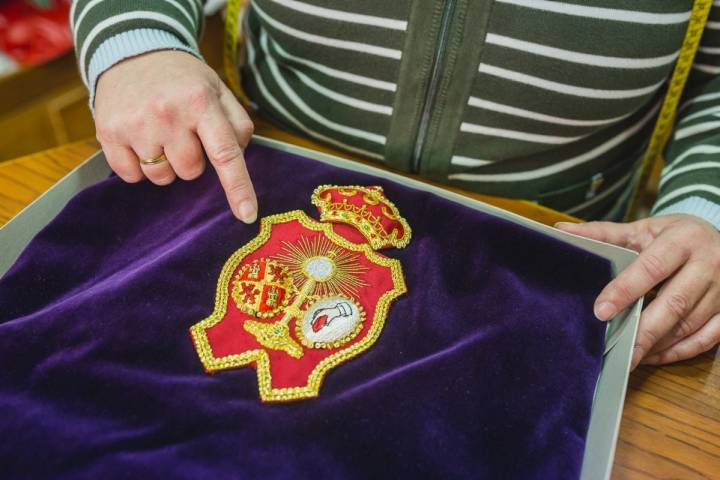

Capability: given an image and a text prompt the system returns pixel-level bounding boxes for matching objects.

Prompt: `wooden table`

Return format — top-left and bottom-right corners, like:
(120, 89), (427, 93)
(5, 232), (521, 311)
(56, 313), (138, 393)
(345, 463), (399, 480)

(1, 138), (718, 479)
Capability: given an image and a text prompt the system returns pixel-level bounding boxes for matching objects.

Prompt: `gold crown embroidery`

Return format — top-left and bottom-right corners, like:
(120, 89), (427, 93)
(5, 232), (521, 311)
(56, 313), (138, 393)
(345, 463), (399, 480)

(311, 185), (412, 250)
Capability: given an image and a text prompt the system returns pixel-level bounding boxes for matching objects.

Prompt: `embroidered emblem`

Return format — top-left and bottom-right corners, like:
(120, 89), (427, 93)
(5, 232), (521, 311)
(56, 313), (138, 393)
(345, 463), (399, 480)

(190, 185), (411, 402)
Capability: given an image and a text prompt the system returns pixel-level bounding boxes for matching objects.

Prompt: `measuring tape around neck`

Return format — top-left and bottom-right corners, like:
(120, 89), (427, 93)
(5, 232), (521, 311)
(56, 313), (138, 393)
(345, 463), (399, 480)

(624, 0), (712, 221)
(223, 0), (251, 107)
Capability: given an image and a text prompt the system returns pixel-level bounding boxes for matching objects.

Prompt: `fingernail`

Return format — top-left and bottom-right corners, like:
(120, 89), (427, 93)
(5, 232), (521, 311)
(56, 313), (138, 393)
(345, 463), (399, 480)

(555, 222), (572, 228)
(594, 301), (616, 321)
(238, 201), (257, 224)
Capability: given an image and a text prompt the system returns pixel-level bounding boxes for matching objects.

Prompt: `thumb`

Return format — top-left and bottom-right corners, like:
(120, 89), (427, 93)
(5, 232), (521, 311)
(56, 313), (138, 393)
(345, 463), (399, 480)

(555, 220), (635, 248)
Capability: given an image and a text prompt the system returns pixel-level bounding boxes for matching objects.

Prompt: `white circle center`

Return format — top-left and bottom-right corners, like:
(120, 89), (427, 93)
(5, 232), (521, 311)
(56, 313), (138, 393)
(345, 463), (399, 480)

(304, 256), (334, 281)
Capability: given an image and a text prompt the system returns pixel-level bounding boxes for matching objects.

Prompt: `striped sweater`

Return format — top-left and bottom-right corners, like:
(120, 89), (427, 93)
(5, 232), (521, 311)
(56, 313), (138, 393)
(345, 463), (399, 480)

(71, 0), (720, 225)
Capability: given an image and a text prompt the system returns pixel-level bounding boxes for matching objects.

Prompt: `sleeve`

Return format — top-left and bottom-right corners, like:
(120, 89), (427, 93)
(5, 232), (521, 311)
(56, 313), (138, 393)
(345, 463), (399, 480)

(70, 0), (206, 108)
(652, 6), (720, 229)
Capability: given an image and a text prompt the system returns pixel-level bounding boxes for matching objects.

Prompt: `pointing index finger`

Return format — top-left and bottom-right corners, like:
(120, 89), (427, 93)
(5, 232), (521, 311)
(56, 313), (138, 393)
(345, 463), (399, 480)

(196, 104), (257, 223)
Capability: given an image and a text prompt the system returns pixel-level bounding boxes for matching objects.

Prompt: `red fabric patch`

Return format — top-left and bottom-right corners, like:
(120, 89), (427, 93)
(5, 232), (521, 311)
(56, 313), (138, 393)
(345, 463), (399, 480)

(0, 0), (72, 66)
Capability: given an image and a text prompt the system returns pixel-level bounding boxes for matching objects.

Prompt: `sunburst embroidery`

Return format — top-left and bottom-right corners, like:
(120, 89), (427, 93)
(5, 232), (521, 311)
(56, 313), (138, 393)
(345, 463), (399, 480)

(272, 235), (369, 299)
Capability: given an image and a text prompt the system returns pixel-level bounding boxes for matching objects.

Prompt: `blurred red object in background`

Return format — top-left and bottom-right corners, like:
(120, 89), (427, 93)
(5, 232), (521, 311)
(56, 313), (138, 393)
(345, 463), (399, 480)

(0, 0), (72, 73)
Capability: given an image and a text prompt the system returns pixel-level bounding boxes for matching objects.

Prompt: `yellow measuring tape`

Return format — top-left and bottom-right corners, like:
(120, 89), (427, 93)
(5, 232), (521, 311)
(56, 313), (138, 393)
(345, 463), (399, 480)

(625, 0), (712, 221)
(223, 0), (251, 107)
(222, 0), (711, 220)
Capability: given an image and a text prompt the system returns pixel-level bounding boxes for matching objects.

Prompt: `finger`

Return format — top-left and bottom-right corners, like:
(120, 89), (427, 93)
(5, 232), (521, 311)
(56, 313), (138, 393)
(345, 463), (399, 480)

(163, 133), (205, 181)
(642, 312), (720, 365)
(554, 221), (635, 248)
(196, 102), (257, 223)
(630, 262), (710, 368)
(134, 145), (176, 186)
(219, 85), (254, 150)
(650, 283), (719, 353)
(102, 144), (144, 183)
(593, 231), (690, 321)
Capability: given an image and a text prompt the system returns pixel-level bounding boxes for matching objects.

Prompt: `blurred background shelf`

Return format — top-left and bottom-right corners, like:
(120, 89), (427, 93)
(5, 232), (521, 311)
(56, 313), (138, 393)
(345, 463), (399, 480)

(0, 13), (225, 163)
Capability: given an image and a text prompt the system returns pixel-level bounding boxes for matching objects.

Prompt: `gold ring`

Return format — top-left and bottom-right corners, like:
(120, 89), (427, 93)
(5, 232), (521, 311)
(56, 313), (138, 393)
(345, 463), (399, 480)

(140, 153), (168, 166)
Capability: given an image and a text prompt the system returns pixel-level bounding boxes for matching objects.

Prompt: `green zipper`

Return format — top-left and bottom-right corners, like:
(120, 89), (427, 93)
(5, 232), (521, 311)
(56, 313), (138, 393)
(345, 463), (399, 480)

(411, 0), (458, 173)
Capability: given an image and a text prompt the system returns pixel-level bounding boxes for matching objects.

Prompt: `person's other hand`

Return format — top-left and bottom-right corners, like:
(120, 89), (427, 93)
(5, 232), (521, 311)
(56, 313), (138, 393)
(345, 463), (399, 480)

(556, 215), (720, 369)
(94, 50), (257, 223)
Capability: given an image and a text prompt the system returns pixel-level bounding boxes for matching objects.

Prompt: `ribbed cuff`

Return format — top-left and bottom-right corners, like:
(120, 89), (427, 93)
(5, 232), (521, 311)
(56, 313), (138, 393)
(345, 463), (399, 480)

(87, 28), (202, 111)
(653, 195), (720, 229)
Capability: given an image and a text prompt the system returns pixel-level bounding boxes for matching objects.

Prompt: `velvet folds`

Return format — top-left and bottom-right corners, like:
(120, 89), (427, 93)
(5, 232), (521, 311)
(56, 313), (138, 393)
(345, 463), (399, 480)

(0, 144), (611, 479)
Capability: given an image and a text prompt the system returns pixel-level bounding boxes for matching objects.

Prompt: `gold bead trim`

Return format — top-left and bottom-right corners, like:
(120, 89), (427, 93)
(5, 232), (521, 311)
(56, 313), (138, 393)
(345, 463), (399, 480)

(189, 210), (407, 402)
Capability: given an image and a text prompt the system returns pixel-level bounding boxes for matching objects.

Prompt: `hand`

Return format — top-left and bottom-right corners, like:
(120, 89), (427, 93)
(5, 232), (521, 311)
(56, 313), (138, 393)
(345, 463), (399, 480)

(556, 215), (720, 369)
(311, 302), (352, 332)
(94, 50), (257, 223)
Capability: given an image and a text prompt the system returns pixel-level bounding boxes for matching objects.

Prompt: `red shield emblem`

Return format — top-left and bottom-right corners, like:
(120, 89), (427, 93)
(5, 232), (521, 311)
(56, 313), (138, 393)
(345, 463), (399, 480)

(190, 186), (411, 402)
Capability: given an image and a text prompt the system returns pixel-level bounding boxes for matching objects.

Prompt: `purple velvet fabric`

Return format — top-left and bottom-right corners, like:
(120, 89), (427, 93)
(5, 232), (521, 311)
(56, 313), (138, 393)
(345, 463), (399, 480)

(0, 144), (610, 480)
